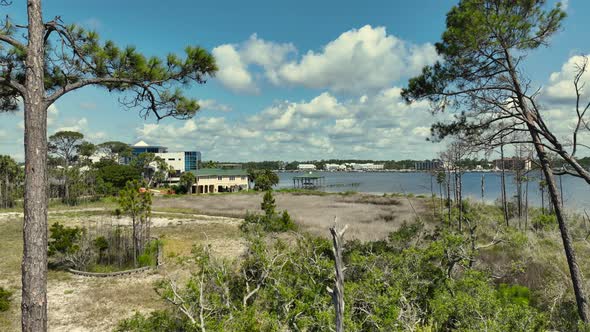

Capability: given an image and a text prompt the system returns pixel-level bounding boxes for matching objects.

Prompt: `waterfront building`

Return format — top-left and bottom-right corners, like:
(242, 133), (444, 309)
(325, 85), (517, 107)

(347, 163), (385, 171)
(414, 159), (444, 171)
(492, 158), (532, 171)
(324, 163), (346, 171)
(131, 141), (201, 174)
(298, 164), (317, 171)
(188, 168), (248, 194)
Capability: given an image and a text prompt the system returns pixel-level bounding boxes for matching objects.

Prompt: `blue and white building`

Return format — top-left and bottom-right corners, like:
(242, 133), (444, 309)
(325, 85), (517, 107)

(131, 141), (201, 175)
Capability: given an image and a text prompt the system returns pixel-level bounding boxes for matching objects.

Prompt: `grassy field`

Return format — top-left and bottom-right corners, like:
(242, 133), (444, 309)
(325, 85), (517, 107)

(2, 192), (589, 330)
(0, 205), (244, 331)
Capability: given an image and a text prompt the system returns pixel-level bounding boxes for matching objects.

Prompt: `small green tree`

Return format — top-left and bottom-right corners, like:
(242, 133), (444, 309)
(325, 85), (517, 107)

(0, 155), (23, 209)
(93, 236), (109, 264)
(252, 170), (279, 191)
(119, 180), (152, 266)
(98, 141), (133, 162)
(261, 190), (276, 216)
(48, 222), (82, 256)
(48, 131), (85, 205)
(179, 172), (196, 194)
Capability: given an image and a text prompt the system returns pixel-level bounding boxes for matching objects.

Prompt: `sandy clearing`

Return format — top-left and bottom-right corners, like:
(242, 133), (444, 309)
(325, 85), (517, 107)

(153, 192), (431, 241)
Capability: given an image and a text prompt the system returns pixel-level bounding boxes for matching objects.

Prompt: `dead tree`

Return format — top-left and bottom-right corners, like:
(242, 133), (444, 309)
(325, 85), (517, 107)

(328, 222), (348, 332)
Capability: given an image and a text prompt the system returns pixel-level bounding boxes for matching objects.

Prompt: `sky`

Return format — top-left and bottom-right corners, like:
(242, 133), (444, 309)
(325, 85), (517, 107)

(0, 0), (589, 162)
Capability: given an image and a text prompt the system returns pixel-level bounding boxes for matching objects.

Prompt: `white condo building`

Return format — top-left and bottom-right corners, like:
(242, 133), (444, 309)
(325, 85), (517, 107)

(297, 164), (317, 171)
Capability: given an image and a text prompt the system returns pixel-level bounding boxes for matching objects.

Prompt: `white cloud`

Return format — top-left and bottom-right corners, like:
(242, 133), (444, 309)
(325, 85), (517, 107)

(211, 27), (437, 94)
(274, 25), (439, 93)
(561, 0), (569, 11)
(240, 34), (296, 83)
(198, 99), (233, 113)
(55, 117), (88, 133)
(133, 87), (449, 161)
(545, 55), (590, 102)
(212, 44), (258, 93)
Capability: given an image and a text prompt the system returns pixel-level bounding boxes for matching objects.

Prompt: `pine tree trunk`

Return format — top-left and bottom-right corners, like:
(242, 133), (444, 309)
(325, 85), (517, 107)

(525, 179), (529, 230)
(481, 174), (485, 204)
(532, 131), (590, 322)
(439, 182), (444, 218)
(63, 159), (69, 205)
(446, 169), (451, 222)
(22, 1), (48, 330)
(458, 172), (463, 232)
(500, 144), (509, 227)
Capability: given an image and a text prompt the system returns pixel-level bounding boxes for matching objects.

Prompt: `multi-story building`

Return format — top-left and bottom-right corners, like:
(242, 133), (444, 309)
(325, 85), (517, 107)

(297, 164), (317, 171)
(130, 141), (201, 174)
(346, 163), (385, 171)
(188, 168), (249, 194)
(492, 158), (532, 171)
(414, 159), (444, 171)
(324, 163), (346, 171)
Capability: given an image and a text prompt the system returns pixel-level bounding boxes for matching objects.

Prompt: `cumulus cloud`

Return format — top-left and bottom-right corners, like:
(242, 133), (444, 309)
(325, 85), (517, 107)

(212, 44), (258, 93)
(273, 25), (439, 93)
(545, 55), (590, 103)
(198, 99), (233, 113)
(211, 27), (437, 94)
(134, 87), (448, 161)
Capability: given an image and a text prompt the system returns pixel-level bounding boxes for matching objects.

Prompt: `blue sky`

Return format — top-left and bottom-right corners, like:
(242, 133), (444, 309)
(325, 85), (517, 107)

(0, 0), (589, 161)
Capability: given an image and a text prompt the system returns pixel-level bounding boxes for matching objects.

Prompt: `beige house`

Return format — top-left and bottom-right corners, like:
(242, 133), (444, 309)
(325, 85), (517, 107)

(189, 168), (249, 194)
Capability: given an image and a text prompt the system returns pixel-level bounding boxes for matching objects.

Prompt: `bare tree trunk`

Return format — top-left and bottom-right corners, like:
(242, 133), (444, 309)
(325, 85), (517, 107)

(22, 1), (48, 330)
(533, 135), (590, 322)
(63, 160), (69, 204)
(525, 179), (529, 230)
(329, 223), (347, 332)
(439, 181), (444, 218)
(446, 169), (451, 222)
(540, 184), (545, 215)
(458, 172), (463, 232)
(132, 216), (138, 266)
(430, 173), (436, 219)
(516, 169), (522, 230)
(481, 174), (485, 204)
(0, 172), (4, 209)
(559, 174), (564, 208)
(500, 143), (509, 227)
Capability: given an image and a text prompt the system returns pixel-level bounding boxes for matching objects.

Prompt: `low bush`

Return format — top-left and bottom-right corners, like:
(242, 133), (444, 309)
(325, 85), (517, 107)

(532, 213), (557, 231)
(0, 287), (12, 312)
(241, 191), (296, 232)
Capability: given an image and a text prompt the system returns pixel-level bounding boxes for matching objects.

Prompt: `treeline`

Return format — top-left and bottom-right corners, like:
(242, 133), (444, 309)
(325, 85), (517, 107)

(0, 130), (189, 209)
(231, 158), (495, 170)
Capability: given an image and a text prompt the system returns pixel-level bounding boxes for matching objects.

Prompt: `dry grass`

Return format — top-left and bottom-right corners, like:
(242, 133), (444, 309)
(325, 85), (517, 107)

(0, 209), (242, 332)
(153, 192), (430, 241)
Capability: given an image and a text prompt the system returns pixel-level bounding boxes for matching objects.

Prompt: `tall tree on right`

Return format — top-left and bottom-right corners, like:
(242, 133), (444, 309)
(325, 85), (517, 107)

(401, 0), (590, 323)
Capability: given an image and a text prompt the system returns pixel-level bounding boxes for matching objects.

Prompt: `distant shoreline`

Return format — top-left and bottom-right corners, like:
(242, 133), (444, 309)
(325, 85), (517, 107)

(276, 169), (532, 174)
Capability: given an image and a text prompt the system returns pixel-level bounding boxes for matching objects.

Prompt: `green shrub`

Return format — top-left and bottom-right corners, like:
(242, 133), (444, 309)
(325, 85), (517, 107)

(0, 287), (12, 312)
(241, 191), (296, 232)
(138, 240), (161, 267)
(48, 222), (82, 256)
(532, 214), (557, 231)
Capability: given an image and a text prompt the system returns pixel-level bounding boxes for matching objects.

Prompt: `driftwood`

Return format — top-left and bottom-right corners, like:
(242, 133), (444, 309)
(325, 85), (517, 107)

(328, 220), (348, 332)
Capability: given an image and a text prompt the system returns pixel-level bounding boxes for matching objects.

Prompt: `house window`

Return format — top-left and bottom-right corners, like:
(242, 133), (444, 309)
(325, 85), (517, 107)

(229, 176), (235, 181)
(218, 176), (223, 180)
(168, 158), (175, 161)
(241, 176), (246, 180)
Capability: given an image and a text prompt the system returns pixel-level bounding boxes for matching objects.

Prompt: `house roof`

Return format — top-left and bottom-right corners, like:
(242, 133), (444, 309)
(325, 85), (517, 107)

(189, 168), (248, 177)
(133, 140), (150, 147)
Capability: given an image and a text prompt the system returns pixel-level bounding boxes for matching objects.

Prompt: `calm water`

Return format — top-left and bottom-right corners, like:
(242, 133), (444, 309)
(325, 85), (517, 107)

(277, 171), (590, 212)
